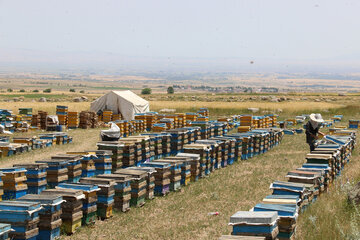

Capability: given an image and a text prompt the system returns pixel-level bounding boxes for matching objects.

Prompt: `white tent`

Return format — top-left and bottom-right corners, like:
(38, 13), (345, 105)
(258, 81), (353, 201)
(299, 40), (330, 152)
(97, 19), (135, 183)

(90, 90), (150, 121)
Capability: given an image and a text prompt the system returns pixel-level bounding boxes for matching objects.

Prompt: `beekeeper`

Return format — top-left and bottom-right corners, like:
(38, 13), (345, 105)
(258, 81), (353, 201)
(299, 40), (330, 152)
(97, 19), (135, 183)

(305, 113), (325, 151)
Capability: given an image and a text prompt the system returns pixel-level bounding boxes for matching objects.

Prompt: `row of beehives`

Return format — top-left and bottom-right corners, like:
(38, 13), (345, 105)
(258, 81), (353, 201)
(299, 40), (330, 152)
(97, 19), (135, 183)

(222, 128), (356, 240)
(0, 127), (285, 239)
(0, 133), (72, 159)
(97, 123), (284, 173)
(0, 107), (99, 133)
(32, 107), (98, 130)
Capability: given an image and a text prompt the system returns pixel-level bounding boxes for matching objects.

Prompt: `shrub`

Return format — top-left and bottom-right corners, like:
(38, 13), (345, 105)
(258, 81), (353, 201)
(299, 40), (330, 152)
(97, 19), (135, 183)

(33, 89), (39, 92)
(19, 89), (25, 92)
(167, 86), (174, 94)
(69, 89), (76, 92)
(141, 88), (152, 95)
(43, 88), (52, 93)
(80, 90), (85, 93)
(7, 88), (12, 92)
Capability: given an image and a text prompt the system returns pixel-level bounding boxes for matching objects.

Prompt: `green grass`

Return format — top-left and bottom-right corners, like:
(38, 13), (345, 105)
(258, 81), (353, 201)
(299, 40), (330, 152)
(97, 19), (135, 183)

(0, 102), (358, 239)
(64, 134), (308, 240)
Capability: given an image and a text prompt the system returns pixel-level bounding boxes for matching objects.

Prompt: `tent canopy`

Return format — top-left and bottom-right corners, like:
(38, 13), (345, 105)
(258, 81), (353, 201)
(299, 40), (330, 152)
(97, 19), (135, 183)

(90, 90), (150, 120)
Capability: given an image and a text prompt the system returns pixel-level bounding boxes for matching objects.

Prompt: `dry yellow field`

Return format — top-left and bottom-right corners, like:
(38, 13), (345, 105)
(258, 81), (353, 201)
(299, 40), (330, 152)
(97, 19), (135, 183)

(150, 100), (343, 113)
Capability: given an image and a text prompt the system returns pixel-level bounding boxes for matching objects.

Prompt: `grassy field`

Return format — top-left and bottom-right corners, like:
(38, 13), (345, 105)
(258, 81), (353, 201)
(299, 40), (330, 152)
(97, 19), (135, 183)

(0, 99), (359, 239)
(63, 133), (309, 240)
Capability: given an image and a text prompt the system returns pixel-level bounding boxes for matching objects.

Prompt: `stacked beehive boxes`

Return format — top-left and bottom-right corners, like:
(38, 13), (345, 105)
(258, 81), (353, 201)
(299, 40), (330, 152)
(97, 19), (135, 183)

(41, 188), (85, 235)
(97, 174), (132, 212)
(57, 183), (99, 226)
(126, 166), (156, 200)
(51, 154), (82, 183)
(67, 111), (79, 129)
(240, 115), (253, 128)
(128, 135), (153, 163)
(36, 159), (68, 188)
(102, 110), (113, 123)
(182, 144), (209, 178)
(140, 162), (171, 196)
(80, 178), (115, 220)
(56, 105), (68, 126)
(176, 153), (201, 182)
(114, 140), (136, 168)
(39, 111), (47, 130)
(198, 108), (209, 117)
(0, 224), (11, 240)
(0, 167), (28, 200)
(186, 112), (198, 123)
(13, 163), (47, 194)
(228, 211), (279, 239)
(80, 154), (96, 178)
(79, 111), (91, 129)
(31, 114), (41, 128)
(114, 169), (147, 207)
(154, 159), (182, 191)
(91, 150), (113, 175)
(158, 118), (174, 130)
(163, 157), (192, 186)
(19, 194), (63, 240)
(0, 201), (42, 240)
(97, 142), (124, 173)
(348, 120), (359, 129)
(152, 123), (167, 132)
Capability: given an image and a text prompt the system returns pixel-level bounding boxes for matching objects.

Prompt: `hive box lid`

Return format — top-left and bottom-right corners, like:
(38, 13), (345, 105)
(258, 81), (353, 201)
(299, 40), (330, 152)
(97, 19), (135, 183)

(229, 211), (278, 225)
(80, 177), (116, 187)
(19, 194), (63, 205)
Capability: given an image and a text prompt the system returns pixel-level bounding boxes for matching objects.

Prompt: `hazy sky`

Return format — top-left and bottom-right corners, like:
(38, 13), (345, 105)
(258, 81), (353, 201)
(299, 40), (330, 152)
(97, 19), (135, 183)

(0, 0), (359, 71)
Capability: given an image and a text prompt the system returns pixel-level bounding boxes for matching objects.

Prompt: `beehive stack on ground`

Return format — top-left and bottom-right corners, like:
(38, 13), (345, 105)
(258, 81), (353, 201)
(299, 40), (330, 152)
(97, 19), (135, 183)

(116, 139), (138, 167)
(153, 159), (182, 191)
(57, 183), (99, 226)
(91, 150), (113, 175)
(140, 162), (171, 196)
(126, 166), (156, 200)
(13, 163), (47, 194)
(79, 178), (115, 220)
(19, 194), (63, 240)
(102, 110), (113, 123)
(56, 105), (68, 127)
(0, 200), (42, 240)
(39, 111), (47, 130)
(97, 174), (132, 212)
(176, 153), (201, 182)
(163, 156), (192, 186)
(176, 113), (186, 128)
(36, 159), (69, 188)
(198, 108), (209, 117)
(80, 154), (96, 178)
(348, 119), (359, 129)
(67, 111), (79, 129)
(79, 111), (91, 129)
(183, 144), (209, 178)
(97, 142), (124, 173)
(0, 167), (27, 200)
(51, 154), (82, 183)
(229, 211), (279, 239)
(41, 188), (85, 235)
(114, 169), (147, 207)
(31, 114), (40, 128)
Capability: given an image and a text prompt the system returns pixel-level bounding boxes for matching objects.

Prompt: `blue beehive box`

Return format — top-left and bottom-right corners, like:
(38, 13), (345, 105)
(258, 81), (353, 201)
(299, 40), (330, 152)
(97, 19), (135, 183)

(229, 211), (278, 238)
(19, 194), (63, 240)
(0, 223), (11, 240)
(0, 201), (42, 240)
